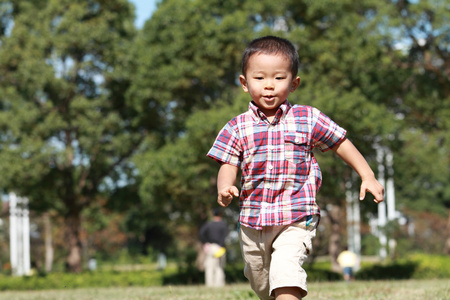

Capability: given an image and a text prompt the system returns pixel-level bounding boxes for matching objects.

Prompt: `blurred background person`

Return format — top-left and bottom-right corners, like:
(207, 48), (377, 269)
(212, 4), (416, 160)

(337, 247), (359, 282)
(199, 208), (228, 287)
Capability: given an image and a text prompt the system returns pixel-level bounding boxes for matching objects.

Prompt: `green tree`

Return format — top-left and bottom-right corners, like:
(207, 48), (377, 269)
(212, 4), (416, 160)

(126, 0), (252, 138)
(384, 0), (450, 213)
(0, 0), (146, 272)
(383, 0), (450, 253)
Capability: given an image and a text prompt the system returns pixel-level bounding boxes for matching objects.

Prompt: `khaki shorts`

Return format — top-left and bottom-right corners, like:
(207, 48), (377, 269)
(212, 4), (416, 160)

(239, 215), (319, 300)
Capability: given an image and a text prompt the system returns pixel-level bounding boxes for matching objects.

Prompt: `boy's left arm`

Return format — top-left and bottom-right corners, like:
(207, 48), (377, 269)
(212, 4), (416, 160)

(331, 138), (384, 203)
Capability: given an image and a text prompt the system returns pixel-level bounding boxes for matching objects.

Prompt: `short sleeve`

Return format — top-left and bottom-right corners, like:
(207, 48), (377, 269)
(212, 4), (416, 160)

(207, 121), (242, 166)
(311, 108), (347, 152)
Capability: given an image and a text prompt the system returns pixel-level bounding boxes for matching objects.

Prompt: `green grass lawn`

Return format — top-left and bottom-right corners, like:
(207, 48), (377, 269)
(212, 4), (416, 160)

(0, 279), (448, 300)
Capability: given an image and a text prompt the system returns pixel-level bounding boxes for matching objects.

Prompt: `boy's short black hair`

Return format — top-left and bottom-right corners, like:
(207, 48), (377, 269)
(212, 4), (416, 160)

(241, 36), (299, 77)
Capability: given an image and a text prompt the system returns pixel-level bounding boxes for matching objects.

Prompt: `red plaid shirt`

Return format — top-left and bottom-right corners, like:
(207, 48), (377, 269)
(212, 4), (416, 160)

(207, 101), (346, 229)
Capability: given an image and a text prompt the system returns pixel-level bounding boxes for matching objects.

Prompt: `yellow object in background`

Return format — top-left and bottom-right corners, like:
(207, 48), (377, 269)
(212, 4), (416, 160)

(214, 247), (226, 258)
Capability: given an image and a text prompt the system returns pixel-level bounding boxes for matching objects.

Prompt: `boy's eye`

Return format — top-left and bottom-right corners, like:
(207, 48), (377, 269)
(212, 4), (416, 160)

(276, 77), (285, 80)
(255, 77), (263, 80)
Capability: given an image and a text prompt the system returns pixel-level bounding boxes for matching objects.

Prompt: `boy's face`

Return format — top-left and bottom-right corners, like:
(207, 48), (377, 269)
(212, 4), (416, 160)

(239, 53), (300, 118)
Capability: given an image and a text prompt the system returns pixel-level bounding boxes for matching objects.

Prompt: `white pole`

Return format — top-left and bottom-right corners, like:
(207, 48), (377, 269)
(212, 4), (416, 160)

(386, 149), (396, 221)
(375, 144), (387, 260)
(22, 197), (31, 275)
(346, 175), (361, 271)
(9, 193), (18, 276)
(353, 190), (361, 257)
(385, 148), (396, 256)
(351, 178), (361, 271)
(16, 197), (24, 276)
(9, 194), (31, 276)
(345, 180), (354, 252)
(18, 201), (23, 276)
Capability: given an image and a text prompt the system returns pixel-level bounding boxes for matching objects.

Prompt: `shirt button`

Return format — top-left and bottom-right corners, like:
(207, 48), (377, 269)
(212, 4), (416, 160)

(268, 164), (273, 170)
(295, 138), (300, 143)
(264, 182), (271, 189)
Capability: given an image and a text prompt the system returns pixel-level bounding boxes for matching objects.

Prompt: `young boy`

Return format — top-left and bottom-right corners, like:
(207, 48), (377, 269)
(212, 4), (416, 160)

(207, 36), (384, 300)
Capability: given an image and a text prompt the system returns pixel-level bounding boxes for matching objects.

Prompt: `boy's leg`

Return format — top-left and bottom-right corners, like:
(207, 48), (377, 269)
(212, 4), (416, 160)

(269, 216), (319, 298)
(239, 225), (274, 300)
(273, 287), (303, 300)
(239, 216), (318, 299)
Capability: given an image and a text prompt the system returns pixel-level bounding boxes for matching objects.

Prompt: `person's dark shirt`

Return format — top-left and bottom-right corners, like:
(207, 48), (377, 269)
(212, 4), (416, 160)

(199, 220), (228, 247)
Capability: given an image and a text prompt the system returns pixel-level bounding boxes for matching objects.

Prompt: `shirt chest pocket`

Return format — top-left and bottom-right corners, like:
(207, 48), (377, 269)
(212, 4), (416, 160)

(284, 133), (309, 165)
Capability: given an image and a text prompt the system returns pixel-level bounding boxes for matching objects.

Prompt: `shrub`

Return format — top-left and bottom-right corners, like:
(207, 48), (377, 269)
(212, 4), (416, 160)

(0, 254), (447, 290)
(407, 253), (450, 279)
(162, 262), (247, 285)
(161, 262), (342, 285)
(0, 270), (164, 291)
(356, 253), (450, 280)
(356, 262), (417, 280)
(306, 268), (342, 282)
(162, 266), (204, 285)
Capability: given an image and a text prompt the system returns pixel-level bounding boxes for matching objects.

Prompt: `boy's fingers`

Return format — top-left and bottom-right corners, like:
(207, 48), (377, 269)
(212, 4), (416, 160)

(359, 189), (365, 201)
(373, 185), (385, 203)
(218, 199), (229, 207)
(373, 191), (384, 203)
(360, 186), (384, 203)
(230, 186), (239, 197)
(217, 187), (239, 207)
(218, 187), (239, 207)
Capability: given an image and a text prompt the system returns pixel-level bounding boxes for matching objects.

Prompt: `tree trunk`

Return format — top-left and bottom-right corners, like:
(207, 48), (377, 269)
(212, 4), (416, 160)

(445, 212), (450, 255)
(65, 213), (83, 273)
(43, 213), (54, 273)
(328, 204), (342, 273)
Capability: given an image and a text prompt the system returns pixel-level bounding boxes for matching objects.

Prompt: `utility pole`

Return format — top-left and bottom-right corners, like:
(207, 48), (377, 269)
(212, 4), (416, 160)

(374, 141), (398, 260)
(345, 177), (361, 271)
(9, 193), (31, 276)
(385, 148), (397, 256)
(375, 145), (388, 260)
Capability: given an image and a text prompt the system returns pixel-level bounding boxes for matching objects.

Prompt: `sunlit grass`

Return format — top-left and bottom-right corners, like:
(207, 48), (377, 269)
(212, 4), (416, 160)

(0, 279), (448, 300)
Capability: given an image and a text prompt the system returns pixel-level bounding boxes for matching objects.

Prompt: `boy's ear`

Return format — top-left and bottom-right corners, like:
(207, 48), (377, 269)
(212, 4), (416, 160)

(291, 76), (301, 92)
(239, 75), (249, 92)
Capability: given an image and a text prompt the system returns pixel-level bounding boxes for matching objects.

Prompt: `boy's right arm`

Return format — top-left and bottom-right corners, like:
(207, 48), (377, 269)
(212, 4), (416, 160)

(217, 163), (239, 207)
(332, 138), (384, 203)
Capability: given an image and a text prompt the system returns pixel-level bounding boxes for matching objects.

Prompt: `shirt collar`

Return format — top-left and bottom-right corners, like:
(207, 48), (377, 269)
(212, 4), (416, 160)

(249, 100), (292, 124)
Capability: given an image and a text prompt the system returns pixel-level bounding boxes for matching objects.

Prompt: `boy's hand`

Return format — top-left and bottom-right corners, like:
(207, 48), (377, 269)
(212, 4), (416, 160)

(218, 186), (239, 207)
(332, 139), (384, 204)
(360, 177), (384, 203)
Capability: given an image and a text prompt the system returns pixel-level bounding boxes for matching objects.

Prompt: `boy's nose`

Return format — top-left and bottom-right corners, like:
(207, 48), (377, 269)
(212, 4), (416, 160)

(264, 80), (274, 89)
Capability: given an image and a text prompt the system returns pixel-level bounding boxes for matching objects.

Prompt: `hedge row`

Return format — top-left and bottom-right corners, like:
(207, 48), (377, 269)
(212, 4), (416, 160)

(357, 254), (450, 280)
(0, 264), (340, 291)
(0, 270), (163, 291)
(0, 254), (448, 290)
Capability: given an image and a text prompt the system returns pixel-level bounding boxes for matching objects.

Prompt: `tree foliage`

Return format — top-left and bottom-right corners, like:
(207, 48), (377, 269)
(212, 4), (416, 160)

(0, 0), (145, 272)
